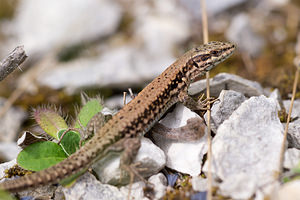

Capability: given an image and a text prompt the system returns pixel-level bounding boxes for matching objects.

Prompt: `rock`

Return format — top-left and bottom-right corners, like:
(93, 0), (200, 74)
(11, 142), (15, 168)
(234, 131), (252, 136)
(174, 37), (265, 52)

(148, 173), (167, 199)
(179, 0), (247, 16)
(284, 148), (300, 169)
(0, 159), (16, 179)
(5, 0), (122, 56)
(204, 90), (246, 133)
(225, 13), (265, 57)
(120, 181), (148, 200)
(271, 180), (300, 200)
(188, 73), (265, 97)
(92, 137), (166, 185)
(203, 96), (284, 199)
(191, 176), (208, 192)
(0, 142), (21, 161)
(269, 88), (283, 111)
(286, 119), (300, 149)
(283, 100), (300, 119)
(152, 104), (208, 176)
(63, 173), (125, 200)
(0, 159), (58, 199)
(120, 174), (167, 200)
(219, 173), (256, 199)
(0, 98), (27, 142)
(34, 0), (192, 93)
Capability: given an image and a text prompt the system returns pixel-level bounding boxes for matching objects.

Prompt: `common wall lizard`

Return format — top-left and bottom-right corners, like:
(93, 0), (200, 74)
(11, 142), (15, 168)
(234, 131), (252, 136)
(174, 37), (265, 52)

(0, 41), (235, 192)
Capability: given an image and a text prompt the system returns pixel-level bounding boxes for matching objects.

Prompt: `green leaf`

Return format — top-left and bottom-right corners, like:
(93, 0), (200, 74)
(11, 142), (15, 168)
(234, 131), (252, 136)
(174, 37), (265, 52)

(17, 141), (67, 171)
(0, 189), (16, 200)
(75, 99), (103, 129)
(58, 129), (81, 156)
(34, 108), (68, 139)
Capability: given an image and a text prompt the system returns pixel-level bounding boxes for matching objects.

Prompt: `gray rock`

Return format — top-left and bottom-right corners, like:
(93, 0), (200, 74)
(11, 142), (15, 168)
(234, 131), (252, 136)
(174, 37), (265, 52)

(0, 142), (21, 161)
(271, 180), (300, 200)
(63, 173), (125, 200)
(203, 96), (284, 199)
(269, 88), (283, 111)
(5, 0), (122, 56)
(148, 173), (167, 199)
(283, 100), (300, 119)
(225, 13), (265, 57)
(179, 0), (247, 16)
(36, 0), (192, 93)
(120, 181), (148, 200)
(188, 73), (264, 97)
(286, 119), (300, 149)
(204, 90), (246, 133)
(92, 137), (166, 185)
(0, 159), (16, 179)
(284, 148), (300, 169)
(0, 159), (58, 199)
(152, 104), (208, 176)
(0, 98), (27, 142)
(219, 173), (256, 200)
(191, 176), (208, 192)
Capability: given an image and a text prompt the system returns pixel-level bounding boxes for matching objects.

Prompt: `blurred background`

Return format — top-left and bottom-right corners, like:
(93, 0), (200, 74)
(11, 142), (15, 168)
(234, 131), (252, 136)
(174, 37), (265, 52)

(0, 0), (299, 154)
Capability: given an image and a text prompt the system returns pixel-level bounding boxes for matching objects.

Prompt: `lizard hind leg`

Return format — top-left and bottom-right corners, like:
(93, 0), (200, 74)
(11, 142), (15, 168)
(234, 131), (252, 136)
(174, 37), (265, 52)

(105, 137), (152, 199)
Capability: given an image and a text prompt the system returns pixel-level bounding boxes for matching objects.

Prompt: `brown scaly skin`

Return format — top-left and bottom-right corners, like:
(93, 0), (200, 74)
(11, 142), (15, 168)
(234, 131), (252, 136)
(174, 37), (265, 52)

(0, 41), (235, 192)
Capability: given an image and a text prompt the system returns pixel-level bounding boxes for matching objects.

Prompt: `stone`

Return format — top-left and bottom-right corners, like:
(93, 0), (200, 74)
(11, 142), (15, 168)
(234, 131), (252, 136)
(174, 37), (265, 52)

(148, 173), (167, 199)
(188, 73), (265, 97)
(286, 119), (300, 149)
(5, 0), (122, 56)
(63, 173), (125, 200)
(0, 98), (27, 142)
(203, 96), (283, 199)
(152, 104), (208, 176)
(0, 142), (21, 161)
(204, 90), (246, 133)
(92, 137), (166, 185)
(284, 148), (300, 169)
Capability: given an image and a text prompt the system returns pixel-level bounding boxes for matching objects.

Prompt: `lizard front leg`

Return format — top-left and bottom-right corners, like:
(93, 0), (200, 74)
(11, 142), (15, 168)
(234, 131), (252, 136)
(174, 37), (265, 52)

(178, 89), (217, 112)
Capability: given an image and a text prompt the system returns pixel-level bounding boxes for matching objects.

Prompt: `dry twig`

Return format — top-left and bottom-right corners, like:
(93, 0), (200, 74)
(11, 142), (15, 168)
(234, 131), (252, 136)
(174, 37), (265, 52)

(0, 46), (27, 82)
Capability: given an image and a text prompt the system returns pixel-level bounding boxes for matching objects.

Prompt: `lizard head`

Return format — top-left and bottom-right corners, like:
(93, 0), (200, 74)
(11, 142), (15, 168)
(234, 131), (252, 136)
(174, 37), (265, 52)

(187, 41), (235, 81)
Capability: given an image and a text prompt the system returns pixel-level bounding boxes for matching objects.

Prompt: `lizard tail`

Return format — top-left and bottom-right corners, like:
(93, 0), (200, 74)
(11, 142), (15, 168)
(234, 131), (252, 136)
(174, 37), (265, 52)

(0, 137), (109, 192)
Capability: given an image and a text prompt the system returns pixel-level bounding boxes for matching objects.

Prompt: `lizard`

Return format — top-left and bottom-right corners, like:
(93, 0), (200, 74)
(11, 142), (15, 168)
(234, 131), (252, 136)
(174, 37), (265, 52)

(0, 41), (235, 192)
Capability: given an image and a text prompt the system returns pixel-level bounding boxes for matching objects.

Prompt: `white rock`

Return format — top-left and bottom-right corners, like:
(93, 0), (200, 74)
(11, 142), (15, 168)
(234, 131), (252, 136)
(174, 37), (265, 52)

(0, 142), (21, 161)
(219, 173), (256, 200)
(226, 13), (265, 57)
(189, 73), (264, 97)
(0, 98), (27, 142)
(204, 90), (246, 133)
(269, 88), (282, 111)
(120, 181), (148, 200)
(148, 173), (167, 199)
(191, 176), (208, 192)
(271, 180), (300, 200)
(283, 100), (300, 119)
(203, 96), (284, 199)
(0, 159), (16, 179)
(92, 138), (166, 185)
(284, 148), (300, 169)
(5, 0), (121, 56)
(36, 0), (192, 93)
(63, 173), (125, 200)
(152, 104), (207, 176)
(179, 0), (247, 16)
